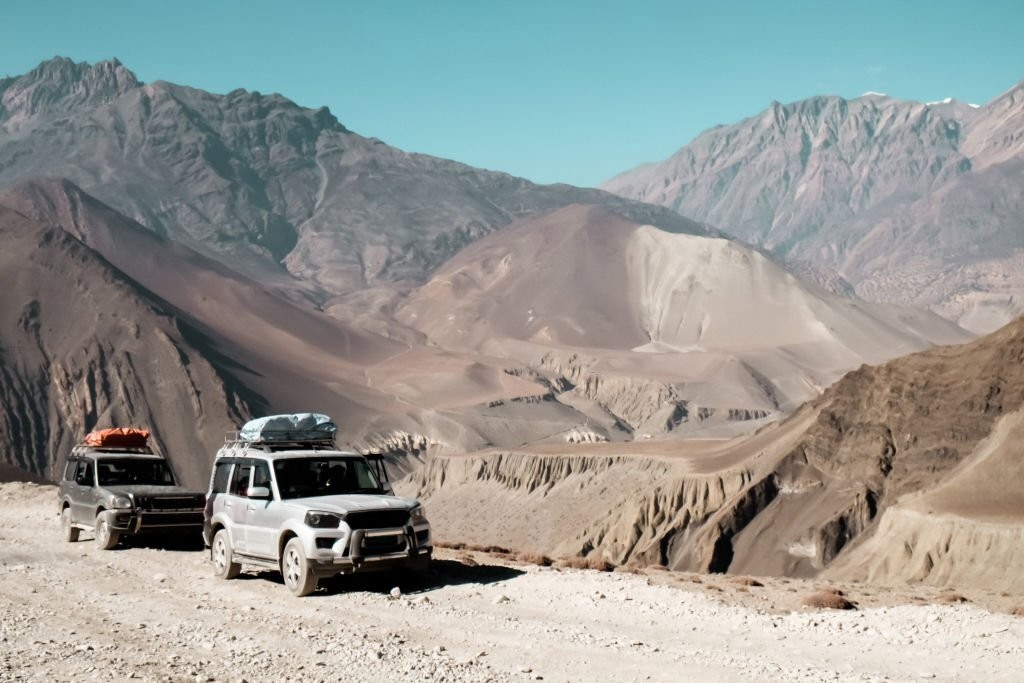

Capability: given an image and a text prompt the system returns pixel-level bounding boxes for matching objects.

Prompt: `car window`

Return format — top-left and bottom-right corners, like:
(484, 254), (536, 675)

(252, 462), (272, 492)
(63, 459), (77, 481)
(354, 463), (378, 490)
(75, 460), (94, 486)
(273, 456), (382, 499)
(97, 459), (175, 486)
(211, 462), (232, 494)
(365, 456), (390, 485)
(229, 463), (252, 496)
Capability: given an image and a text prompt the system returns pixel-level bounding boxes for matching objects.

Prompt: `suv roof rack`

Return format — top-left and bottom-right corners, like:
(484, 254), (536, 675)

(222, 430), (337, 452)
(72, 444), (155, 455)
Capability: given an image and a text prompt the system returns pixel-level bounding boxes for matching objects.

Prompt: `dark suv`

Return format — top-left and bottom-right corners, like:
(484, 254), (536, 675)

(58, 445), (206, 549)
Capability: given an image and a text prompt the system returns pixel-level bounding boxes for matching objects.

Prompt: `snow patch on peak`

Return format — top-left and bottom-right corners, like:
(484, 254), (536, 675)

(860, 91), (888, 98)
(926, 97), (955, 105)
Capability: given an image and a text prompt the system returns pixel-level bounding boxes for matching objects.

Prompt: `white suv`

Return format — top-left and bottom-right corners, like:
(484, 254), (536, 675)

(204, 435), (431, 596)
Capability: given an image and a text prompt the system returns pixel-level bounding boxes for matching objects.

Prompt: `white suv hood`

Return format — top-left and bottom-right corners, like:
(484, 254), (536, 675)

(287, 494), (418, 515)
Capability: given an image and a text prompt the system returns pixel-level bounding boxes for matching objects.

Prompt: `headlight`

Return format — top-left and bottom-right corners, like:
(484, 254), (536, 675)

(410, 505), (427, 524)
(111, 495), (132, 509)
(304, 511), (342, 529)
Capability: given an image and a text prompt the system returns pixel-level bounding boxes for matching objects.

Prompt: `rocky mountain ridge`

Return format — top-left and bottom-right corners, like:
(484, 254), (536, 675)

(1, 56), (139, 123)
(0, 57), (707, 299)
(603, 84), (1024, 332)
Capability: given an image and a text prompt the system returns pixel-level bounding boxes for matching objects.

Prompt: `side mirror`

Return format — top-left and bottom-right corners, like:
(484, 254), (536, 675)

(246, 486), (271, 499)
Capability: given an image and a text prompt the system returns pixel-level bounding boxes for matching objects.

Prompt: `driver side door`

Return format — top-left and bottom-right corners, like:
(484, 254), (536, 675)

(70, 459), (97, 525)
(242, 461), (279, 559)
(225, 461), (254, 553)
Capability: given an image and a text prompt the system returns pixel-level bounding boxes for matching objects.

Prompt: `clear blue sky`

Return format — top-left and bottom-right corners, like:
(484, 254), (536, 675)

(3, 1), (1022, 187)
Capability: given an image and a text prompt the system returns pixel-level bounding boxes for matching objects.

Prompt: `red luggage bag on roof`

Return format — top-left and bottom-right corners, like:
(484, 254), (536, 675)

(83, 427), (150, 448)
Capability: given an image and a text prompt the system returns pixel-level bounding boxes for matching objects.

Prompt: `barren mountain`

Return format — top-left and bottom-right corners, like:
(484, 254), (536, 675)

(411, 315), (1024, 591)
(0, 204), (257, 487)
(0, 176), (974, 484)
(397, 204), (971, 435)
(0, 57), (702, 298)
(603, 85), (1024, 332)
(0, 181), (639, 483)
(1, 57), (983, 485)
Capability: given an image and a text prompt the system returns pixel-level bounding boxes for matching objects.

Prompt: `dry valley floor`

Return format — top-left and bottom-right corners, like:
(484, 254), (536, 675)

(1, 483), (1022, 682)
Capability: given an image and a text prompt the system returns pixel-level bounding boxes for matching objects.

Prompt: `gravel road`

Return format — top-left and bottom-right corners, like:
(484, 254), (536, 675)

(1, 483), (1022, 682)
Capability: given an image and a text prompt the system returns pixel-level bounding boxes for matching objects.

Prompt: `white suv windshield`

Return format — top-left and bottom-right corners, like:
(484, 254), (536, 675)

(273, 457), (382, 499)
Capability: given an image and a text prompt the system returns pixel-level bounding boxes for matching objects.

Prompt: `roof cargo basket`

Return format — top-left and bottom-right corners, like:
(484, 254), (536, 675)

(223, 430), (336, 451)
(223, 413), (338, 451)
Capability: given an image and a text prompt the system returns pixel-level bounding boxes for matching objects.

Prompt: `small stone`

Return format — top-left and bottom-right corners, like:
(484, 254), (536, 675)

(389, 587), (402, 599)
(154, 574), (168, 583)
(493, 594), (510, 605)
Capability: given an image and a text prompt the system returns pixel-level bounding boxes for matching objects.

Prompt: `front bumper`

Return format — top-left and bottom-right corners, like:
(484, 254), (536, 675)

(308, 524), (432, 578)
(309, 547), (432, 578)
(109, 510), (205, 535)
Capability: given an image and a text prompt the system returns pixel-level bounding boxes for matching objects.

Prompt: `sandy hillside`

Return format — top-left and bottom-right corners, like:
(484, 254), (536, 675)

(398, 205), (968, 355)
(411, 317), (1024, 587)
(1, 483), (1023, 683)
(397, 204), (971, 434)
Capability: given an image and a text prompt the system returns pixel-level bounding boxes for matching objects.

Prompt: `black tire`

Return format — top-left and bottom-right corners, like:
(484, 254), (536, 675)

(281, 537), (317, 597)
(211, 529), (241, 580)
(95, 511), (120, 550)
(61, 507), (79, 543)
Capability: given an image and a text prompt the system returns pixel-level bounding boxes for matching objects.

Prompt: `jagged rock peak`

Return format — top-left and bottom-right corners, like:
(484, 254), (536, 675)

(25, 56), (138, 90)
(219, 86), (347, 132)
(1, 56), (140, 121)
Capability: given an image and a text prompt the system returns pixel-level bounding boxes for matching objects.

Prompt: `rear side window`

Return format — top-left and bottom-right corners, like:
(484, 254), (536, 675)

(63, 459), (77, 481)
(211, 462), (232, 494)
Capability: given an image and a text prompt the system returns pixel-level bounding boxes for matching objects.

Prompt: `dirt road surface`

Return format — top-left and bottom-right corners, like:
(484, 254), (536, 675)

(2, 483), (1022, 682)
